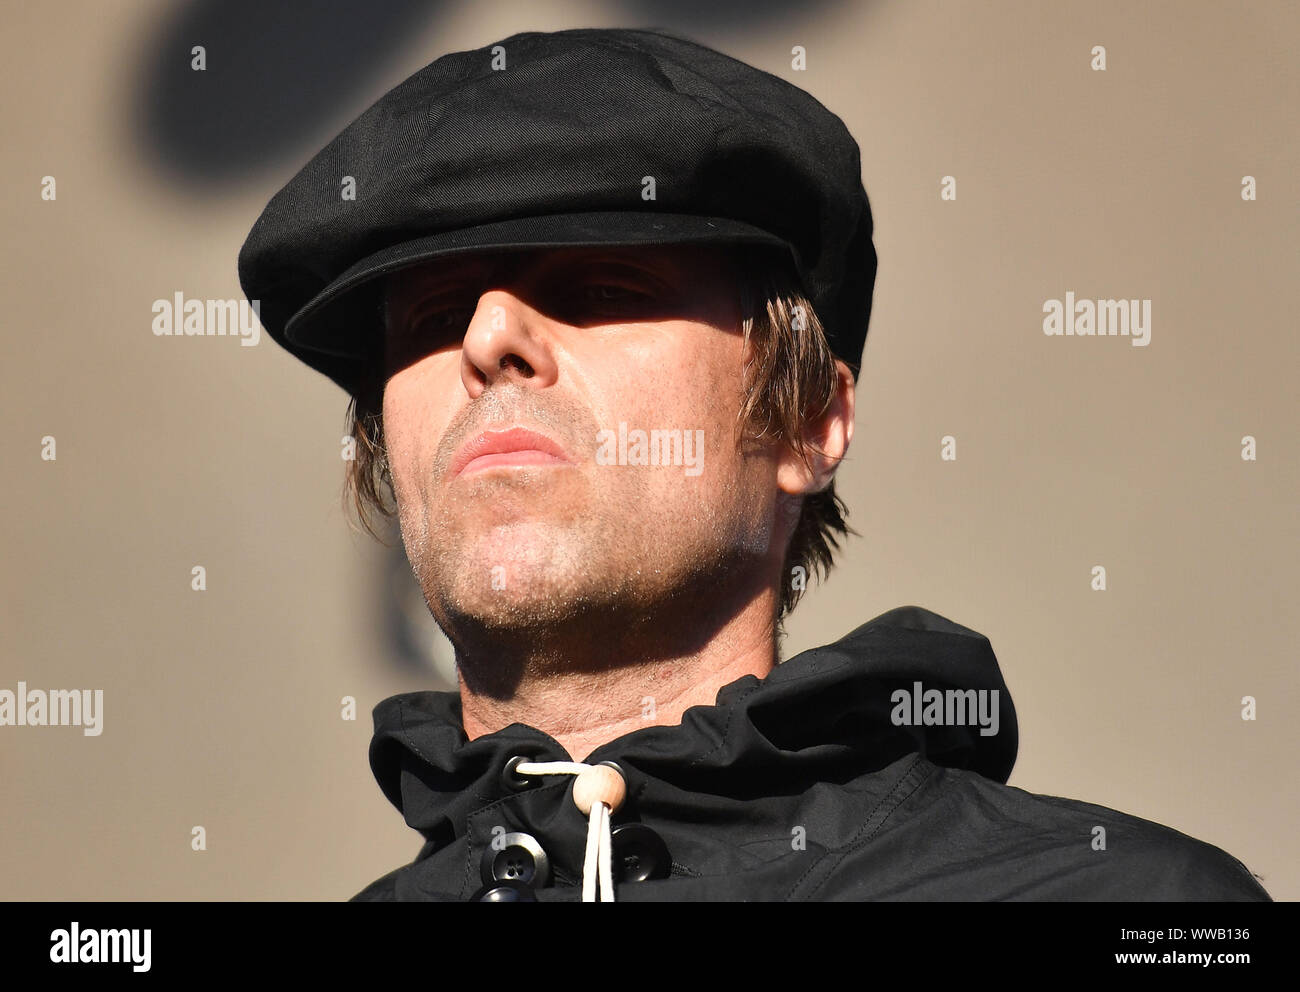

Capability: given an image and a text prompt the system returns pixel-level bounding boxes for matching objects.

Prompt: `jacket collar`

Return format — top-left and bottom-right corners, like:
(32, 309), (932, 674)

(367, 605), (1018, 840)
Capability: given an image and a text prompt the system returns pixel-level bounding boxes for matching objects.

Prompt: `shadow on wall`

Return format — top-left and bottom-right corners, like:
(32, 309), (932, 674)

(133, 0), (436, 188)
(132, 0), (846, 188)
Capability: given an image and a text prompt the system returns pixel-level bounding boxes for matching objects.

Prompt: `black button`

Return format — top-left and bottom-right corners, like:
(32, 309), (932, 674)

(500, 755), (538, 793)
(481, 831), (552, 887)
(610, 823), (671, 883)
(470, 880), (537, 902)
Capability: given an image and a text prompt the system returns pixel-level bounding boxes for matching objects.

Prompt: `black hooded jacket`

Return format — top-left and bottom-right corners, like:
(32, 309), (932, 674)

(351, 606), (1271, 901)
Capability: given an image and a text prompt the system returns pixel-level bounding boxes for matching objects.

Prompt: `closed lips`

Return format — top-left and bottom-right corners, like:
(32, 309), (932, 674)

(450, 427), (573, 477)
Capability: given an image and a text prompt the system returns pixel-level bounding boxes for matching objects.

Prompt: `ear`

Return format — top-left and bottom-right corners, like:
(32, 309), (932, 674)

(775, 359), (856, 495)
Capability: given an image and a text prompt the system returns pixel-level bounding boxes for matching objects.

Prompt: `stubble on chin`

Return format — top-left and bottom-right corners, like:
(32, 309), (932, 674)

(400, 468), (766, 662)
(395, 470), (612, 641)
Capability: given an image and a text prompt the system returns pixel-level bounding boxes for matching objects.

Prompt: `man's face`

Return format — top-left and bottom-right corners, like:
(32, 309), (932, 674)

(381, 244), (787, 654)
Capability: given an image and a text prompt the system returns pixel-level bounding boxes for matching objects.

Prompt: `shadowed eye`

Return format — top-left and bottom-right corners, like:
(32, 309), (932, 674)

(384, 304), (472, 371)
(581, 283), (645, 302)
(406, 304), (474, 337)
(575, 273), (662, 307)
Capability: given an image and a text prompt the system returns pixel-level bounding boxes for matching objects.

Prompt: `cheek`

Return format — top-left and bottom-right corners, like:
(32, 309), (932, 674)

(381, 364), (449, 493)
(597, 328), (753, 486)
(625, 319), (744, 404)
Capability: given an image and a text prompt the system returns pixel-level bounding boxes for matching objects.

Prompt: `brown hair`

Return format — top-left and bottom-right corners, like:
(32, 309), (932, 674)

(342, 245), (856, 629)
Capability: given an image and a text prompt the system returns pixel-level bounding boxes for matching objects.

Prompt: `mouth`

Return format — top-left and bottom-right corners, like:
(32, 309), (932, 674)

(449, 426), (575, 478)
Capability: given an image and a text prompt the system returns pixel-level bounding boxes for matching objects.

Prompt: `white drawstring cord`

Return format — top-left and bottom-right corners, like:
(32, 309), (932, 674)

(515, 760), (626, 902)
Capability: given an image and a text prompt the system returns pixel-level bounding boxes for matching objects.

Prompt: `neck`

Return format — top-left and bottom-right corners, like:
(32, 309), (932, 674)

(455, 577), (780, 762)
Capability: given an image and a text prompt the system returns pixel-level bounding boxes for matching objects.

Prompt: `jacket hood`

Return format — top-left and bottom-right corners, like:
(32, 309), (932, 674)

(367, 605), (1018, 843)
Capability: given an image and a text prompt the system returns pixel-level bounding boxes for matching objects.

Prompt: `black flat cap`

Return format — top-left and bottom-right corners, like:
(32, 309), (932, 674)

(238, 27), (877, 396)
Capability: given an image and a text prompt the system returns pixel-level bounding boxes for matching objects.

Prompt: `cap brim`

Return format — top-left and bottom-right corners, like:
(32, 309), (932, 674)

(283, 211), (794, 359)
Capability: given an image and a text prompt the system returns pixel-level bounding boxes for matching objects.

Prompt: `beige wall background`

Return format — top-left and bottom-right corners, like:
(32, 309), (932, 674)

(2, 0), (1295, 900)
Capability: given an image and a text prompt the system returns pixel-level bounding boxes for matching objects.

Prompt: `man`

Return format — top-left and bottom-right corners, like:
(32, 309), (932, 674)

(239, 27), (1270, 901)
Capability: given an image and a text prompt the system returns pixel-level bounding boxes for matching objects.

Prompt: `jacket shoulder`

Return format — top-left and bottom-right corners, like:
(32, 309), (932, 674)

(349, 867), (401, 902)
(1010, 785), (1272, 900)
(854, 762), (1273, 901)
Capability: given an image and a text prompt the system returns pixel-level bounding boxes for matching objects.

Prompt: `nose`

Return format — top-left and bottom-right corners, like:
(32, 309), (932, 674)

(459, 287), (560, 400)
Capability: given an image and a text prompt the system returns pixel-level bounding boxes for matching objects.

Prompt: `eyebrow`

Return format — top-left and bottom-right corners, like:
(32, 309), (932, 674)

(396, 253), (511, 294)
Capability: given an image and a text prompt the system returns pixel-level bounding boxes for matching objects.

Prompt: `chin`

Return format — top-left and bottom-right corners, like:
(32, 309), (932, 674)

(423, 552), (591, 625)
(431, 585), (593, 641)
